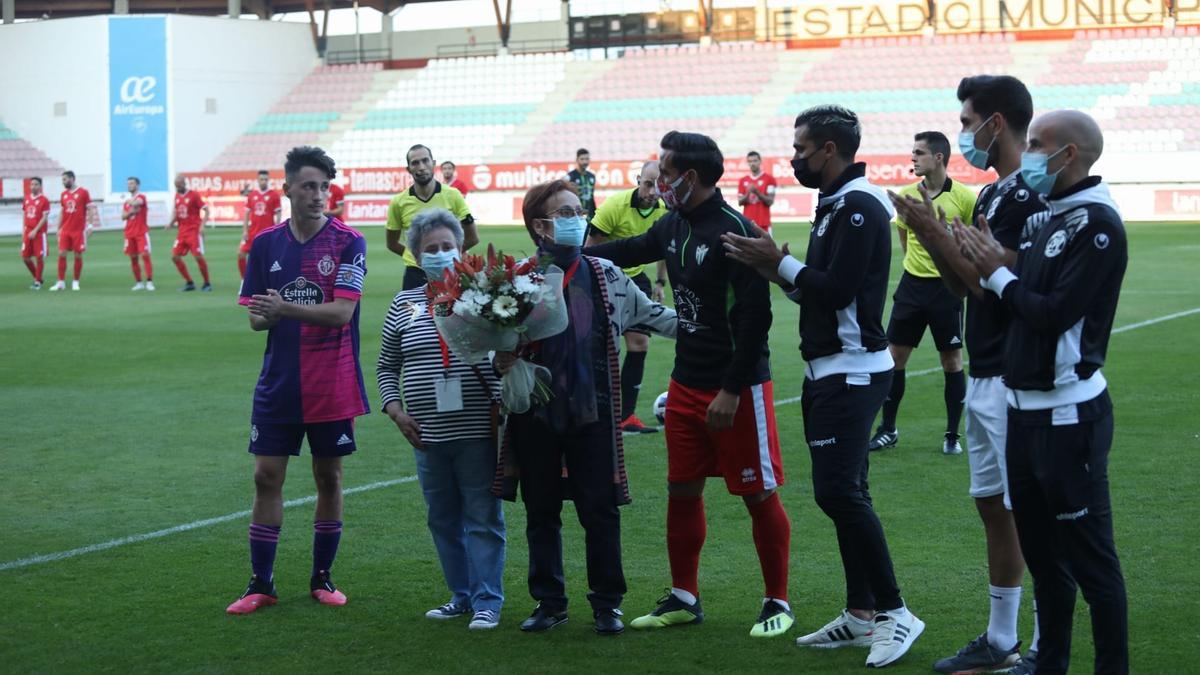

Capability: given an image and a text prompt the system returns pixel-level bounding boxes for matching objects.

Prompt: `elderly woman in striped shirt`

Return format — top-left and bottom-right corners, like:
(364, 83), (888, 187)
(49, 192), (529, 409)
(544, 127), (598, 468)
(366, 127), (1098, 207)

(377, 208), (505, 631)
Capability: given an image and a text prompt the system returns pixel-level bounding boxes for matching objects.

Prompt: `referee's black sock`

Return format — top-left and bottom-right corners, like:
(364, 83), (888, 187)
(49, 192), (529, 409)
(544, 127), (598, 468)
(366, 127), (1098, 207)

(621, 350), (648, 420)
(944, 370), (966, 438)
(880, 369), (905, 431)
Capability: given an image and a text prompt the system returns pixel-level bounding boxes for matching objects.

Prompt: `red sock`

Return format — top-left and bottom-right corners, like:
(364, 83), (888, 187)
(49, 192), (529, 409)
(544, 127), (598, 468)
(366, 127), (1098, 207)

(24, 259), (37, 280)
(196, 257), (210, 283)
(73, 256), (83, 281)
(747, 492), (791, 601)
(142, 254), (153, 280)
(57, 256), (67, 282)
(35, 257), (45, 282)
(174, 258), (192, 282)
(238, 256), (247, 279)
(131, 258), (142, 282)
(667, 495), (706, 597)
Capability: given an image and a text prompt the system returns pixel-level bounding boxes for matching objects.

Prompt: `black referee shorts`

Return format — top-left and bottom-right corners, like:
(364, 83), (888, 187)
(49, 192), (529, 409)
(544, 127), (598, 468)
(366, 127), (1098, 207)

(625, 272), (654, 337)
(887, 271), (963, 352)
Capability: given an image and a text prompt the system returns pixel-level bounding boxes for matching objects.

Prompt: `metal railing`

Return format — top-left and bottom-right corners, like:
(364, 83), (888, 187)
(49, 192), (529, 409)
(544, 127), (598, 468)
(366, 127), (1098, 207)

(326, 48), (391, 65)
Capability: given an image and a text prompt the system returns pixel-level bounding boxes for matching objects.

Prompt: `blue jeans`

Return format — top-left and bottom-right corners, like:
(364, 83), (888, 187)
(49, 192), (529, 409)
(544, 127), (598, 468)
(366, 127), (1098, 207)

(414, 438), (506, 613)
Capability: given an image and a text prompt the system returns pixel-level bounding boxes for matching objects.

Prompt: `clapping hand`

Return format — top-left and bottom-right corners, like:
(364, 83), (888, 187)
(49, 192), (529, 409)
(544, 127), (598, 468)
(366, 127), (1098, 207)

(888, 183), (949, 240)
(955, 214), (1007, 279)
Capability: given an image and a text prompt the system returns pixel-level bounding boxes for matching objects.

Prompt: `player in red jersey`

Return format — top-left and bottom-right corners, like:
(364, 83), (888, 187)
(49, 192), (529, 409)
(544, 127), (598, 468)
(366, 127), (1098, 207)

(324, 181), (345, 221)
(49, 170), (92, 291)
(441, 161), (469, 196)
(737, 151), (777, 235)
(21, 177), (51, 290)
(121, 176), (155, 291)
(168, 174), (212, 292)
(239, 170), (281, 278)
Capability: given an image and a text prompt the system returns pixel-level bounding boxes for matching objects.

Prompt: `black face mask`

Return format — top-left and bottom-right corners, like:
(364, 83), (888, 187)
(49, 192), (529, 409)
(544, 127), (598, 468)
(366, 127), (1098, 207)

(791, 154), (825, 189)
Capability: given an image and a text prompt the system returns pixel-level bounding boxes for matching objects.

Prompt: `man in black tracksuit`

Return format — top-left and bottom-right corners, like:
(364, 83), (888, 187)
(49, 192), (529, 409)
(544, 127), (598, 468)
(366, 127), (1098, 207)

(960, 109), (1128, 675)
(585, 131), (797, 639)
(723, 105), (923, 669)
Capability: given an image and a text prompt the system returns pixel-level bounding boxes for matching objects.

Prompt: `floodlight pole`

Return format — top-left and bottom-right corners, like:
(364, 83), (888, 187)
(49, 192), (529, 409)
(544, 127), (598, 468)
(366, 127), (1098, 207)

(491, 0), (513, 49)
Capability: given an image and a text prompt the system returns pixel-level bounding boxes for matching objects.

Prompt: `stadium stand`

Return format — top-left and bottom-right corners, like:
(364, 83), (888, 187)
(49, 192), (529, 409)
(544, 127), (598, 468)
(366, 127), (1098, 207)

(0, 119), (62, 178)
(205, 29), (1200, 169)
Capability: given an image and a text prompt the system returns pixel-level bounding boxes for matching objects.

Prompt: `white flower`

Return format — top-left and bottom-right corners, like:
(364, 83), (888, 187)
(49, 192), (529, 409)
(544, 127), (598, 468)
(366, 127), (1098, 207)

(452, 299), (478, 316)
(498, 281), (514, 294)
(513, 274), (542, 301)
(491, 295), (519, 319)
(460, 288), (492, 308)
(473, 271), (490, 288)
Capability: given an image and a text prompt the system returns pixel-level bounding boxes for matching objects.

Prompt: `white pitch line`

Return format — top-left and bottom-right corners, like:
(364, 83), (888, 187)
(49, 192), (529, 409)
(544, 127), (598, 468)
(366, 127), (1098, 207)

(7, 308), (1199, 573)
(0, 476), (418, 572)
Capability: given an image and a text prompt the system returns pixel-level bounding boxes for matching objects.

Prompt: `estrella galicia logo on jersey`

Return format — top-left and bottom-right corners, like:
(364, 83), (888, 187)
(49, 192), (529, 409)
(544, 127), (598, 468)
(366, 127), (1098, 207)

(1044, 230), (1068, 258)
(352, 252), (366, 269)
(1094, 233), (1110, 250)
(815, 214), (831, 237)
(695, 244), (709, 266)
(280, 276), (325, 305)
(250, 424), (259, 442)
(850, 213), (865, 227)
(318, 254), (335, 276)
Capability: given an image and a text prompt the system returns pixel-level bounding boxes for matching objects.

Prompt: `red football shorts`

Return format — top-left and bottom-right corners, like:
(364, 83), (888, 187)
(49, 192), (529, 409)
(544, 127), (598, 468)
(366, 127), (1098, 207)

(22, 232), (46, 257)
(172, 231), (205, 256)
(238, 237), (253, 255)
(58, 230), (87, 254)
(664, 378), (784, 495)
(124, 233), (151, 256)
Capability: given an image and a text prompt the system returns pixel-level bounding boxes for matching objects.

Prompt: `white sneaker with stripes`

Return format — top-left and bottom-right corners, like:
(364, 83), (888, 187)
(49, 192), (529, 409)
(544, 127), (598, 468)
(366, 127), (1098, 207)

(795, 609), (874, 649)
(865, 607), (925, 668)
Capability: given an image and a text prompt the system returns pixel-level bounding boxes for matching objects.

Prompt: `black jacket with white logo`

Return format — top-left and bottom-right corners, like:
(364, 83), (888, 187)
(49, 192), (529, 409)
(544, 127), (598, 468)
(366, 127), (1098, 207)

(584, 189), (772, 393)
(965, 171), (1048, 379)
(982, 177), (1128, 409)
(779, 163), (894, 378)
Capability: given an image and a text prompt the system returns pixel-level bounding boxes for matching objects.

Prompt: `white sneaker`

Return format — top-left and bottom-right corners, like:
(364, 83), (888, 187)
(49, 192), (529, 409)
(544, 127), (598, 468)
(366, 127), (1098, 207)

(49, 281), (66, 292)
(71, 280), (80, 291)
(795, 609), (874, 649)
(468, 609), (500, 630)
(866, 608), (925, 668)
(132, 281), (146, 291)
(146, 280), (156, 291)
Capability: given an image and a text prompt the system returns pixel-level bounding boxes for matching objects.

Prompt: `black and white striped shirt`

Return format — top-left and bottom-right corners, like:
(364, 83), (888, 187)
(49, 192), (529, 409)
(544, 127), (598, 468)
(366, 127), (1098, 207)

(377, 287), (500, 444)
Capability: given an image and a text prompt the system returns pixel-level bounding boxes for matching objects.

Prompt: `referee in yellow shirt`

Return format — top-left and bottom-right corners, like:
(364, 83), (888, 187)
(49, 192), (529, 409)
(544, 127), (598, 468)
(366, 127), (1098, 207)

(386, 144), (478, 290)
(870, 132), (977, 455)
(586, 160), (669, 434)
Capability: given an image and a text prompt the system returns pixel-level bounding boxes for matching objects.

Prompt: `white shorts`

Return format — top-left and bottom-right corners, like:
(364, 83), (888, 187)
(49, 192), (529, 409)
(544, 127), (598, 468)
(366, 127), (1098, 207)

(965, 375), (1010, 508)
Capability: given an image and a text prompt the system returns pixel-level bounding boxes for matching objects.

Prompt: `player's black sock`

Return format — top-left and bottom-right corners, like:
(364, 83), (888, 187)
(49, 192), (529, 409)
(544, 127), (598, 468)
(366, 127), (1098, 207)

(620, 350), (647, 420)
(880, 369), (905, 431)
(944, 370), (966, 437)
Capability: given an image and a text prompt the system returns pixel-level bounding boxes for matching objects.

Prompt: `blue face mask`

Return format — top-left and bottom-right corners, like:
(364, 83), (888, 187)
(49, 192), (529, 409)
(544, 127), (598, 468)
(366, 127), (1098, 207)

(552, 215), (588, 247)
(958, 116), (997, 170)
(420, 248), (460, 280)
(1020, 146), (1069, 196)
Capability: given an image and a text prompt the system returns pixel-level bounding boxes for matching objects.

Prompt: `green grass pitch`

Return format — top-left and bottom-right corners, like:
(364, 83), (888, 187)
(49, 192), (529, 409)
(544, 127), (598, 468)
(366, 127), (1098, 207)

(1, 221), (1198, 673)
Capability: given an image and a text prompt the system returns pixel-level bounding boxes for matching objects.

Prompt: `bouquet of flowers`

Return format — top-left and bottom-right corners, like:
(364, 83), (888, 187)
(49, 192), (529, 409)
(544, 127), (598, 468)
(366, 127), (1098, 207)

(428, 244), (569, 414)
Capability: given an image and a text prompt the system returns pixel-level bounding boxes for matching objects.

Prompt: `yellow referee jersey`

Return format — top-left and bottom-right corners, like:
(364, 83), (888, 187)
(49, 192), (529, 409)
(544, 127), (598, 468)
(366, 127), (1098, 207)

(590, 188), (668, 278)
(386, 182), (471, 267)
(896, 178), (977, 278)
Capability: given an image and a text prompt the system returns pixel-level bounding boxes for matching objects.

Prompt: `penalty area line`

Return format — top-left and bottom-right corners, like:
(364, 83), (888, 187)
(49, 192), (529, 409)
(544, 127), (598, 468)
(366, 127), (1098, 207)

(0, 476), (418, 572)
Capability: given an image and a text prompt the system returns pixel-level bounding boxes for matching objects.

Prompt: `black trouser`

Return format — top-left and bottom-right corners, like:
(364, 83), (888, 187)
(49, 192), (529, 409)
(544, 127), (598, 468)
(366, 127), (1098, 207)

(1007, 392), (1127, 675)
(402, 265), (426, 291)
(510, 414), (625, 612)
(803, 371), (903, 612)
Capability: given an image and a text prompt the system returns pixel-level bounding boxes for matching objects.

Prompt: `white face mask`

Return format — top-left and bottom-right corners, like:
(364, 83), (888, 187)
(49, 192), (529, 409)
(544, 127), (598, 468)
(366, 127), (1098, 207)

(420, 248), (460, 280)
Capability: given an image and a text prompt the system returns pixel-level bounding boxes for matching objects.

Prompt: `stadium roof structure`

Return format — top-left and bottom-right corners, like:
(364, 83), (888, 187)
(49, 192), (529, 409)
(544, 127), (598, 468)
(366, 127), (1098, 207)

(8, 0), (430, 21)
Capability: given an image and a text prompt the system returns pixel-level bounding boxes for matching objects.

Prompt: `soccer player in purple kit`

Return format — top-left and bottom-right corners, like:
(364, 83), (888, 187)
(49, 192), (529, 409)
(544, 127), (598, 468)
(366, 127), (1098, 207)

(226, 146), (369, 615)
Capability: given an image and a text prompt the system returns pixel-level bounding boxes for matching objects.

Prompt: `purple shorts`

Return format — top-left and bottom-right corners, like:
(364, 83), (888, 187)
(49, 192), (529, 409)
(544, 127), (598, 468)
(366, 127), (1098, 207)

(248, 418), (358, 457)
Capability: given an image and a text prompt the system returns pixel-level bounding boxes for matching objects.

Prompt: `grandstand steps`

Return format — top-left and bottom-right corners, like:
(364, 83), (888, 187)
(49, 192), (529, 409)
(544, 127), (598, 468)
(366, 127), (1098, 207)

(718, 50), (819, 156)
(488, 59), (617, 164)
(316, 68), (419, 153)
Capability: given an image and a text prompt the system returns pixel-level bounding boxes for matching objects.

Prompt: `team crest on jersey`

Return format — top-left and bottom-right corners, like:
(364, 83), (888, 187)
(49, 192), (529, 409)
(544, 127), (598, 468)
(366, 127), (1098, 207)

(815, 214), (831, 237)
(280, 276), (325, 305)
(318, 254), (335, 276)
(1044, 230), (1068, 258)
(695, 244), (709, 266)
(987, 196), (1002, 220)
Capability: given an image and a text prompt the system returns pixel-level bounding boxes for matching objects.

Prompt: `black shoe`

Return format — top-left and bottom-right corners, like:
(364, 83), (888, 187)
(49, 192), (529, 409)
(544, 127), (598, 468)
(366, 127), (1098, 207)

(942, 432), (963, 455)
(180, 281), (196, 292)
(594, 608), (625, 635)
(868, 427), (899, 452)
(1009, 649), (1038, 675)
(201, 282), (213, 292)
(520, 604), (568, 632)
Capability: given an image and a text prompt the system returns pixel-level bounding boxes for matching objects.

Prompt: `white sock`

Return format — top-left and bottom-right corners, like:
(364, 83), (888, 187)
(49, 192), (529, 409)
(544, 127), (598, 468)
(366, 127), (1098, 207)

(846, 610), (875, 626)
(1030, 599), (1041, 654)
(987, 585), (1022, 651)
(764, 597), (791, 612)
(671, 587), (697, 606)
